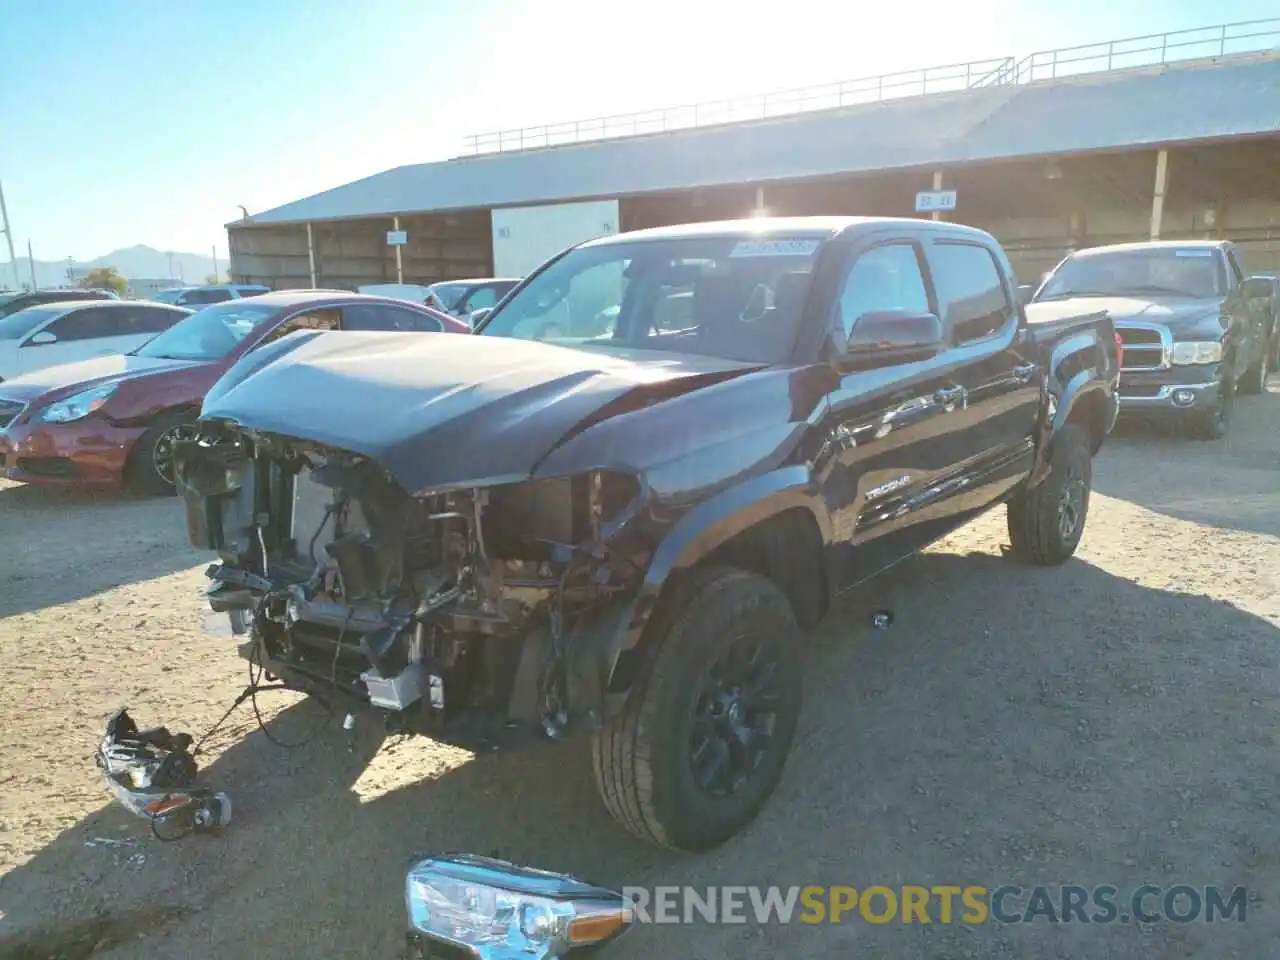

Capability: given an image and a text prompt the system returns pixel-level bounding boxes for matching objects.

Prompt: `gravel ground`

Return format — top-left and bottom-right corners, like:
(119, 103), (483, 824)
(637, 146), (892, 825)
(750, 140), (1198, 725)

(1, 387), (1278, 960)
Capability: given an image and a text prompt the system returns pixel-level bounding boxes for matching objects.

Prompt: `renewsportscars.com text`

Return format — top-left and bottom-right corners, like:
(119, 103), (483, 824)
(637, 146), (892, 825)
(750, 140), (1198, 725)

(622, 884), (1247, 925)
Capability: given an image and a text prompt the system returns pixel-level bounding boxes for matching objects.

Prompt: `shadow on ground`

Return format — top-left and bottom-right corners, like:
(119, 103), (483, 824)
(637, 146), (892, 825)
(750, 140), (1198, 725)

(0, 482), (202, 618)
(1094, 387), (1280, 538)
(3, 550), (1278, 960)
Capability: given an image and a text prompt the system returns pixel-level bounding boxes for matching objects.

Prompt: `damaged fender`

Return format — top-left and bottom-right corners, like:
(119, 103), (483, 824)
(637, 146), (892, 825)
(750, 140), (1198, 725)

(568, 464), (833, 723)
(1024, 311), (1119, 488)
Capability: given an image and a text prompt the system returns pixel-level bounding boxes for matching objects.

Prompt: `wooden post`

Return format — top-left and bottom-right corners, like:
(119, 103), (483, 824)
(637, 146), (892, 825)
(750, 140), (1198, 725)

(931, 170), (944, 221)
(1149, 149), (1169, 241)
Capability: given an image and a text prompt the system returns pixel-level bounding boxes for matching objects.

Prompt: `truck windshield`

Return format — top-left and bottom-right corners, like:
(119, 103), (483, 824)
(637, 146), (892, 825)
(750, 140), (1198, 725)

(133, 301), (276, 361)
(476, 236), (820, 363)
(1039, 248), (1224, 300)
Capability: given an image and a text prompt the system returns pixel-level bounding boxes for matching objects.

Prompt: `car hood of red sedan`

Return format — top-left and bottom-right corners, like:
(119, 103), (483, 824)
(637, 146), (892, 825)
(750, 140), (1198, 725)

(0, 354), (206, 404)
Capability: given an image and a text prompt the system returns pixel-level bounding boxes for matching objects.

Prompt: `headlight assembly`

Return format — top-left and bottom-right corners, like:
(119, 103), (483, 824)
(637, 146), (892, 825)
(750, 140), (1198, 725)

(1171, 341), (1222, 366)
(405, 854), (633, 959)
(35, 382), (119, 423)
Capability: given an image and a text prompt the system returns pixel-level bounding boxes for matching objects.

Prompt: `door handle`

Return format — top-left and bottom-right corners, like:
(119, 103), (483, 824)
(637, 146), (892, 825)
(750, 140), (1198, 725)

(933, 385), (965, 409)
(1012, 362), (1038, 383)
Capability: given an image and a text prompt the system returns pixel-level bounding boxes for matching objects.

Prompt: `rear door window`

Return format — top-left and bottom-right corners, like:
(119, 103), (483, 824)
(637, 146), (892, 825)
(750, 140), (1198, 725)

(124, 306), (186, 335)
(928, 242), (1013, 345)
(44, 307), (121, 342)
(257, 308), (341, 346)
(343, 304), (442, 332)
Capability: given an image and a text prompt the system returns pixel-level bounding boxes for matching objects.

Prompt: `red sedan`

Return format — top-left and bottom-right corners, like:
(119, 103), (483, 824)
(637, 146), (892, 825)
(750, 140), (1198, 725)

(0, 291), (468, 494)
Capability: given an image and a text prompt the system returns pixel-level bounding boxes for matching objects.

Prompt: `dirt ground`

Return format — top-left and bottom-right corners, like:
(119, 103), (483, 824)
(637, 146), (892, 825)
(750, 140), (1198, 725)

(2, 389), (1278, 960)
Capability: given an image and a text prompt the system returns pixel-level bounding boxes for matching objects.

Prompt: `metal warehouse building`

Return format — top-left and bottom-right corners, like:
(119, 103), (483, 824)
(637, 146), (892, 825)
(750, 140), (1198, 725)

(227, 20), (1280, 289)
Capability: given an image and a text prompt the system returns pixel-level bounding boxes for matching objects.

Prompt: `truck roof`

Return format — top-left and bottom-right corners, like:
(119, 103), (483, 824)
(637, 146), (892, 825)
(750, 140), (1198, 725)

(581, 216), (995, 248)
(1070, 240), (1227, 258)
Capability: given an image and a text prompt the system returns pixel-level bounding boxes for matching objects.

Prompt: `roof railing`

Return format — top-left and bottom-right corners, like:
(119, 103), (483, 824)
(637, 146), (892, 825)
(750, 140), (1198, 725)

(1010, 18), (1280, 83)
(461, 17), (1280, 157)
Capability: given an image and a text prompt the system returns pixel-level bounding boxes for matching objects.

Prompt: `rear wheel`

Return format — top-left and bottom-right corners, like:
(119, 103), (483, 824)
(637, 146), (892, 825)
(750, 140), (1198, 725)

(128, 412), (196, 496)
(1007, 424), (1092, 566)
(591, 568), (803, 851)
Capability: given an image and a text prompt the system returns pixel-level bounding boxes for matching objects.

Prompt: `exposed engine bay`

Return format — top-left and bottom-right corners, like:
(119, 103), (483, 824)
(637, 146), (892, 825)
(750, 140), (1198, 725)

(175, 424), (647, 745)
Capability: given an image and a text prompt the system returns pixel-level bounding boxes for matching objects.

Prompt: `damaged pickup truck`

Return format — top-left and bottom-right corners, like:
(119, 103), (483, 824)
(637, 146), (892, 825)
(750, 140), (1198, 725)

(175, 217), (1119, 851)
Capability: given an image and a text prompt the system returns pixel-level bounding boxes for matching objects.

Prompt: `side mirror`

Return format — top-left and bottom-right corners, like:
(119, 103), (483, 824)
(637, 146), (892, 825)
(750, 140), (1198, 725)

(467, 307), (492, 328)
(1241, 277), (1274, 300)
(844, 310), (944, 368)
(27, 330), (57, 345)
(1017, 284), (1036, 307)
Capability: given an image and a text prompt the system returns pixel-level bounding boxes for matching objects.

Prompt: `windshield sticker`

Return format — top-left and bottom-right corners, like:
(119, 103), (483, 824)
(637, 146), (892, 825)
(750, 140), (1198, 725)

(729, 239), (821, 258)
(1174, 249), (1214, 258)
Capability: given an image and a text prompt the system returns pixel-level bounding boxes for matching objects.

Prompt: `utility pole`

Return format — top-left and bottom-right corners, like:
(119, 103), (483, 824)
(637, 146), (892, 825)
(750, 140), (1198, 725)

(27, 239), (36, 290)
(211, 244), (218, 282)
(0, 181), (20, 290)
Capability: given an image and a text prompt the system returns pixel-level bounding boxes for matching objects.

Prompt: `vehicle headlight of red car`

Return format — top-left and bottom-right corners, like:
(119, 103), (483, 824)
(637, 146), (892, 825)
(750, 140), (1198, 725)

(34, 383), (119, 424)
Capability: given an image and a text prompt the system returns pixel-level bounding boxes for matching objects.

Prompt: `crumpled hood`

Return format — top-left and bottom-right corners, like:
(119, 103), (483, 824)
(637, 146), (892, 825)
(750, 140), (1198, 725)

(1027, 296), (1224, 336)
(0, 353), (202, 404)
(199, 330), (759, 494)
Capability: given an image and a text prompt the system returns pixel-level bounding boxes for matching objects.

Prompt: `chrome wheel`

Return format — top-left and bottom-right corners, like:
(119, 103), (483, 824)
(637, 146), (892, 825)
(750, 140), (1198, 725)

(1057, 458), (1086, 540)
(151, 423), (195, 487)
(689, 633), (781, 799)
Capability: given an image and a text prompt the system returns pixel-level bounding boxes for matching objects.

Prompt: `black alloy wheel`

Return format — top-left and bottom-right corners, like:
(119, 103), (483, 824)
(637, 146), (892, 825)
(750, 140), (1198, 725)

(689, 633), (783, 799)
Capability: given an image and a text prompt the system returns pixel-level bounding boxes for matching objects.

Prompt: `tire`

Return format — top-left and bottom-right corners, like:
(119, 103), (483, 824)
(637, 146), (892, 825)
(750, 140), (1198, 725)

(1188, 379), (1234, 440)
(1006, 423), (1092, 566)
(1239, 348), (1268, 395)
(590, 567), (803, 851)
(127, 411), (197, 496)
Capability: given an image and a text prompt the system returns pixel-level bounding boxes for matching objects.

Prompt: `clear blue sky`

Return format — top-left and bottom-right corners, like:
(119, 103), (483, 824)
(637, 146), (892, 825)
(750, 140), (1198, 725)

(0, 0), (1273, 263)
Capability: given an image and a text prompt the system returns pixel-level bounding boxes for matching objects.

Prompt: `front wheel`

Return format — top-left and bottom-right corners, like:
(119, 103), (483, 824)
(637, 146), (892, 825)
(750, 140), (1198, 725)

(1007, 423), (1092, 566)
(1239, 348), (1269, 395)
(1188, 379), (1234, 440)
(127, 412), (197, 496)
(591, 568), (803, 851)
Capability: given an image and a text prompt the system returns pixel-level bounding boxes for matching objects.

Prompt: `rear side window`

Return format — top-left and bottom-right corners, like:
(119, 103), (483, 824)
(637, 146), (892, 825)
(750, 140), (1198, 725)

(124, 306), (186, 335)
(343, 304), (442, 332)
(44, 307), (120, 342)
(929, 242), (1011, 344)
(234, 286), (269, 298)
(258, 308), (341, 346)
(181, 289), (232, 305)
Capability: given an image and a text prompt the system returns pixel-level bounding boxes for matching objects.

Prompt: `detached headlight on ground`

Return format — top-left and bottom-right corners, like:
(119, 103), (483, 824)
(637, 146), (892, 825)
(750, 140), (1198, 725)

(1171, 341), (1223, 365)
(36, 382), (118, 423)
(405, 854), (633, 959)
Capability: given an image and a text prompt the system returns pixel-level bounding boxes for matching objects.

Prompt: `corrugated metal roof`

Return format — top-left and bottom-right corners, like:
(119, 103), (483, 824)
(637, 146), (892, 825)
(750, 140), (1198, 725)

(244, 56), (1280, 227)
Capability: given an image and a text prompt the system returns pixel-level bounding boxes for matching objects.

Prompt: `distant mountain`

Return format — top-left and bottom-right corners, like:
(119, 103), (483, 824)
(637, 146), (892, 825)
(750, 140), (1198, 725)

(2, 245), (218, 291)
